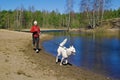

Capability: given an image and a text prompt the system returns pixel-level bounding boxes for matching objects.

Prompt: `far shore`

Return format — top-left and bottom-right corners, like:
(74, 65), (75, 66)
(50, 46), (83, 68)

(21, 27), (120, 33)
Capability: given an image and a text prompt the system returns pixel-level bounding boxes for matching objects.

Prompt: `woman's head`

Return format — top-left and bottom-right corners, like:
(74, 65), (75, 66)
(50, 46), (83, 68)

(34, 20), (37, 25)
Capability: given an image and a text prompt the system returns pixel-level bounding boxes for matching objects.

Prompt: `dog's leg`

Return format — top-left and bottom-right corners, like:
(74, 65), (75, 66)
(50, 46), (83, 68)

(60, 57), (64, 66)
(56, 50), (61, 64)
(65, 58), (68, 64)
(56, 55), (59, 64)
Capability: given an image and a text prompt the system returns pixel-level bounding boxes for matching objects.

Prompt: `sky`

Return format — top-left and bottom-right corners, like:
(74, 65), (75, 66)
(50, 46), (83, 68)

(0, 0), (120, 13)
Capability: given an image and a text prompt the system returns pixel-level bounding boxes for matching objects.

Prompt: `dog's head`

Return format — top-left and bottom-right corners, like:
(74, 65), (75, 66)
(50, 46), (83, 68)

(69, 46), (76, 55)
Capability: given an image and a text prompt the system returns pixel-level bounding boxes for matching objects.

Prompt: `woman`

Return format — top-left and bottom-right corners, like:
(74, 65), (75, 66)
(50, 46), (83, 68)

(30, 20), (40, 53)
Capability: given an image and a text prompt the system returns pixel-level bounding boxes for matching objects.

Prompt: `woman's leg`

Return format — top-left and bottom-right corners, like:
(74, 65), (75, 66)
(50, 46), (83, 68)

(32, 34), (35, 47)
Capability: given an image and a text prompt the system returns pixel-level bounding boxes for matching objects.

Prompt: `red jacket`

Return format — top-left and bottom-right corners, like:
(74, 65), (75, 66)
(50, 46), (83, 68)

(30, 25), (40, 38)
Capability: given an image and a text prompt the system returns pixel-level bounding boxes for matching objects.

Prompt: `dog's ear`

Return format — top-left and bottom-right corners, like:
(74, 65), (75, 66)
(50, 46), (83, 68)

(71, 45), (74, 48)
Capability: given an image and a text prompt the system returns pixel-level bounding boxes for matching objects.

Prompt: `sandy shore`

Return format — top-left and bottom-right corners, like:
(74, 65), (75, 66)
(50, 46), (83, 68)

(0, 29), (112, 80)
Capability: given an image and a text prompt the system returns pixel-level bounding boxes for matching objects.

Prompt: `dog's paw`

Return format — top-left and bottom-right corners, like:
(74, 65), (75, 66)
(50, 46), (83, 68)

(60, 63), (63, 66)
(56, 62), (58, 64)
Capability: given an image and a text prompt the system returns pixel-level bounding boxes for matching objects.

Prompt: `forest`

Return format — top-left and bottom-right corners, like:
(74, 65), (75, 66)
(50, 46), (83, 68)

(0, 0), (120, 30)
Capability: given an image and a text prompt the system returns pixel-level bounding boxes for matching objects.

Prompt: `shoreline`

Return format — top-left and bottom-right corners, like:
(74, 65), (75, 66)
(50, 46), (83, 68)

(0, 29), (113, 80)
(21, 28), (120, 32)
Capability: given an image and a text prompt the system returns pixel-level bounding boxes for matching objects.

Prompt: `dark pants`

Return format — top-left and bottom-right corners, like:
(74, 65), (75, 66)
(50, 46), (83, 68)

(32, 34), (40, 50)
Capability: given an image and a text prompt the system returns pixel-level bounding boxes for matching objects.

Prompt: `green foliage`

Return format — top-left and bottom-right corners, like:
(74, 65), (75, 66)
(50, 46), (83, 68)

(0, 8), (120, 29)
(104, 8), (120, 20)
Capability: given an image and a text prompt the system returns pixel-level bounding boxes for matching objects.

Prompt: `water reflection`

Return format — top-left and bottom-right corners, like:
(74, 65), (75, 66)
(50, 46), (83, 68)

(42, 32), (120, 79)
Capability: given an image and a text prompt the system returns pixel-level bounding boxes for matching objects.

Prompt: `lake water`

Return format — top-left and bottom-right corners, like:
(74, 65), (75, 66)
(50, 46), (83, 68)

(42, 31), (120, 80)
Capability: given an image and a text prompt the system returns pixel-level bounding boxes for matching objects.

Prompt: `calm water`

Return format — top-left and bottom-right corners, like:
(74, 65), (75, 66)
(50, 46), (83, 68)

(42, 32), (120, 79)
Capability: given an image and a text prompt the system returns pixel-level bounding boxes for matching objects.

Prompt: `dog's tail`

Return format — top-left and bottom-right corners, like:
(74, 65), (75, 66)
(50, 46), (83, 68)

(60, 38), (67, 46)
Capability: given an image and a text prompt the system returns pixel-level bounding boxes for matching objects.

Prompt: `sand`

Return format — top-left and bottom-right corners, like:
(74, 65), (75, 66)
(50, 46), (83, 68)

(0, 29), (112, 80)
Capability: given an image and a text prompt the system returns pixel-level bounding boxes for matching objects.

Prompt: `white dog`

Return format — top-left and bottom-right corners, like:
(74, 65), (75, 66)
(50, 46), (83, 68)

(56, 38), (76, 65)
